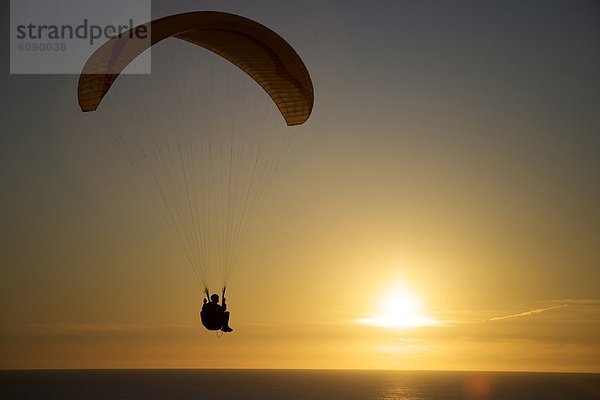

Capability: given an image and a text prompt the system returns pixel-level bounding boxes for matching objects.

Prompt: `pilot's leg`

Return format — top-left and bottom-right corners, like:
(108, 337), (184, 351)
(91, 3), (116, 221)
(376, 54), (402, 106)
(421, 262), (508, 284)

(221, 311), (233, 332)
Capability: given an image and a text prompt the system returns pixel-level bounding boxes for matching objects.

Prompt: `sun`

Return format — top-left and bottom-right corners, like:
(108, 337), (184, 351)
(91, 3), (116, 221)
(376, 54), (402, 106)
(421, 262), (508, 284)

(356, 285), (441, 329)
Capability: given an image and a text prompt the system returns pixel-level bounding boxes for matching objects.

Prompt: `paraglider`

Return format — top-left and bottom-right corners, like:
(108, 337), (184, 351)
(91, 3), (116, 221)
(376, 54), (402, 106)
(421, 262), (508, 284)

(78, 11), (313, 333)
(201, 288), (233, 333)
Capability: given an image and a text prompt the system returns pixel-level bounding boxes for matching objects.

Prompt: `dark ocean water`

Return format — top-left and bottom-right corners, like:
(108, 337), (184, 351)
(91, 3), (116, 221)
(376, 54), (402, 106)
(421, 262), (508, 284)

(1, 369), (599, 400)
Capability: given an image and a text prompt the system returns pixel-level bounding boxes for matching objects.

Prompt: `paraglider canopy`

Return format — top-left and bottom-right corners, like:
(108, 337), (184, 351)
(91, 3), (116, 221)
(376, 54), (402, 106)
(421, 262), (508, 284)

(78, 11), (314, 126)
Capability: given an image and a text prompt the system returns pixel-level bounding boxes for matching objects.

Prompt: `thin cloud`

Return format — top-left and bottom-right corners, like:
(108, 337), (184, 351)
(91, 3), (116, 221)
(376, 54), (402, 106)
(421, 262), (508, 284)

(0, 322), (191, 335)
(546, 299), (600, 305)
(489, 305), (567, 321)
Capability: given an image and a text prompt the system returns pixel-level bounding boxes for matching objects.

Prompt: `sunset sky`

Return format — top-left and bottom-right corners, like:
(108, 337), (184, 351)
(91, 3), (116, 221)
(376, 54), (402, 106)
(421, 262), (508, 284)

(1, 1), (599, 372)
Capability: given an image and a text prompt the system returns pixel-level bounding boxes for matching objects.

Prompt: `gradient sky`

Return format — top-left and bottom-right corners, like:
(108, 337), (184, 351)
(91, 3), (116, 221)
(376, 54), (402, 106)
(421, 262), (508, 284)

(1, 0), (599, 372)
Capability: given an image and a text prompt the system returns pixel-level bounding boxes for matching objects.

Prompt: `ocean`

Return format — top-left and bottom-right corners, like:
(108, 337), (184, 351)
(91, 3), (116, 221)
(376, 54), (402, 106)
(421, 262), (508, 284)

(1, 369), (598, 399)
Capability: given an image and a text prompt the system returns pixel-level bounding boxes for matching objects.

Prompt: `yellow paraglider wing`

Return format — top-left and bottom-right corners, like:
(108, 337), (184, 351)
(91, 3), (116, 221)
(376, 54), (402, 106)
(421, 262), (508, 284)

(78, 11), (313, 126)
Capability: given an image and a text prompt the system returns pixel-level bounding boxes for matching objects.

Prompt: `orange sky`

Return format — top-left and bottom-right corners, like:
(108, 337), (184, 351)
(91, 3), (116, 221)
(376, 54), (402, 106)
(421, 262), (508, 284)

(1, 1), (599, 372)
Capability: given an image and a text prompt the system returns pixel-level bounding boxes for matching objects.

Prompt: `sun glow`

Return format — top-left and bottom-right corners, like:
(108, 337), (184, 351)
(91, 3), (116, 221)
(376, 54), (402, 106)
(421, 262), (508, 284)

(356, 284), (442, 329)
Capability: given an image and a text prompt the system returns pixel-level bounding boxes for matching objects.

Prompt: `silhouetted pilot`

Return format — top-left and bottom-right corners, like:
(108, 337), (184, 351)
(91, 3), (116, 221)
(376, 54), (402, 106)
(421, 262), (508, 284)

(200, 289), (233, 333)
